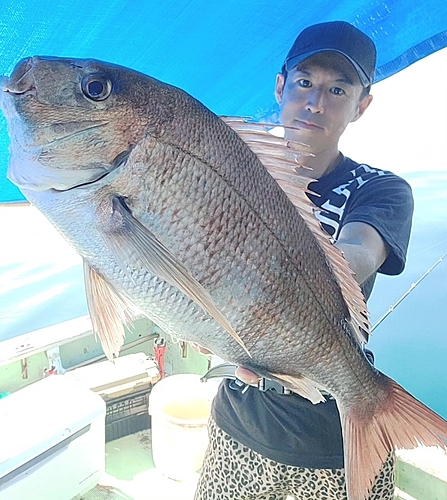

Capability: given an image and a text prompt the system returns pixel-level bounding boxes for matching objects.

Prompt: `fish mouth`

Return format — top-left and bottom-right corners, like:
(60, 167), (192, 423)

(53, 170), (111, 192)
(2, 57), (37, 97)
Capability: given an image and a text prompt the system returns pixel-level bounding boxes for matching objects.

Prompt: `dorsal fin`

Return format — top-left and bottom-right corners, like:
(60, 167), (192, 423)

(222, 117), (370, 344)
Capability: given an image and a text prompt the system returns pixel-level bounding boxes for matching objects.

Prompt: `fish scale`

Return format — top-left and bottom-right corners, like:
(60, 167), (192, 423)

(2, 56), (447, 500)
(92, 116), (357, 381)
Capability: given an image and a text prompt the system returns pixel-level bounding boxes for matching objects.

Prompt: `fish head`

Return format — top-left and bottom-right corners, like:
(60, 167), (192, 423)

(0, 56), (161, 192)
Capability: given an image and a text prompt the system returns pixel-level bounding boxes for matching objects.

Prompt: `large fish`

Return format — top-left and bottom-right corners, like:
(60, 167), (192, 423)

(1, 56), (446, 500)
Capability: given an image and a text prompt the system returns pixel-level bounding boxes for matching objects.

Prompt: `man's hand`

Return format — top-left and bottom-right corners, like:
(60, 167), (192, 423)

(191, 342), (260, 386)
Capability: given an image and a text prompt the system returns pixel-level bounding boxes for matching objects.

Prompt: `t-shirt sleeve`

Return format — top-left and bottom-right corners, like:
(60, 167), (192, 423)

(342, 174), (414, 276)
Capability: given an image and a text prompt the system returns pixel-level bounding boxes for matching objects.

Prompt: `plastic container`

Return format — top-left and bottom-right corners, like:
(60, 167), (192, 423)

(149, 374), (219, 480)
(0, 375), (106, 500)
(65, 352), (160, 441)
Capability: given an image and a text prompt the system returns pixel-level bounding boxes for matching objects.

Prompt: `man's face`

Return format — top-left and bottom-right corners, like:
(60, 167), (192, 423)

(276, 52), (372, 154)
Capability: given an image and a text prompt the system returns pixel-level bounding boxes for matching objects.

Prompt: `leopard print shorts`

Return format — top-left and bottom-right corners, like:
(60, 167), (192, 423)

(194, 417), (395, 500)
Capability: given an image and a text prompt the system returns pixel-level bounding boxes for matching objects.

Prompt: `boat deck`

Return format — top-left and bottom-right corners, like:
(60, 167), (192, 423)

(81, 430), (199, 500)
(79, 429), (447, 500)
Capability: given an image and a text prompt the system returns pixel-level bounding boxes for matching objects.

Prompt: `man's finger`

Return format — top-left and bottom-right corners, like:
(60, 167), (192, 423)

(235, 367), (261, 386)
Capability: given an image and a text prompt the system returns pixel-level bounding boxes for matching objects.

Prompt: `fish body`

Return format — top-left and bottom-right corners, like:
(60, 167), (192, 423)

(1, 57), (446, 500)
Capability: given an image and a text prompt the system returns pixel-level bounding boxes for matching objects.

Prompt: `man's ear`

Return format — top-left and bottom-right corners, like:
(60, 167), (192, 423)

(352, 94), (373, 122)
(275, 73), (285, 104)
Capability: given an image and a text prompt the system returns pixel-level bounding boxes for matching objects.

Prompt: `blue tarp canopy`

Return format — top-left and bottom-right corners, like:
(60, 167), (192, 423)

(1, 0), (447, 201)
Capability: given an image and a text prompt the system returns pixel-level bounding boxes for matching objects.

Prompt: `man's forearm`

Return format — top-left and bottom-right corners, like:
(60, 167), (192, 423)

(335, 222), (388, 285)
(336, 241), (384, 284)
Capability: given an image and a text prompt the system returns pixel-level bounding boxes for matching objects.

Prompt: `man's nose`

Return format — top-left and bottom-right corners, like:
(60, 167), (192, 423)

(306, 89), (324, 113)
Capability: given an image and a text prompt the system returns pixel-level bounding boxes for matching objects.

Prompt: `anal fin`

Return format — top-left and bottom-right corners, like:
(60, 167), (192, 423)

(271, 372), (326, 404)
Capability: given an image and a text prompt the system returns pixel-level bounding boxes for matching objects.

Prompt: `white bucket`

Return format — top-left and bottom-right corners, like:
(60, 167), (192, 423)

(149, 374), (219, 480)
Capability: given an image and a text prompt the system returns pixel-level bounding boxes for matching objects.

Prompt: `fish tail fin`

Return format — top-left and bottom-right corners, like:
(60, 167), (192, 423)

(341, 376), (447, 500)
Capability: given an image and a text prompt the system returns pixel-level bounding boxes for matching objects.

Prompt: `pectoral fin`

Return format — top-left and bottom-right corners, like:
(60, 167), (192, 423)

(84, 260), (141, 360)
(100, 196), (250, 356)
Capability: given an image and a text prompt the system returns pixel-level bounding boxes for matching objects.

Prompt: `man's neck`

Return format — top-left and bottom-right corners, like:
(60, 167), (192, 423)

(282, 128), (342, 179)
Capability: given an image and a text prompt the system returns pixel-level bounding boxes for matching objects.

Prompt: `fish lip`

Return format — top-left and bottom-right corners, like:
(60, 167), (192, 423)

(3, 86), (37, 98)
(0, 76), (8, 91)
(2, 57), (37, 97)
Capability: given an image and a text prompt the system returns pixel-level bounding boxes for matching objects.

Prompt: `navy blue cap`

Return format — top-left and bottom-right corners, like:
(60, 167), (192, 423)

(283, 21), (377, 87)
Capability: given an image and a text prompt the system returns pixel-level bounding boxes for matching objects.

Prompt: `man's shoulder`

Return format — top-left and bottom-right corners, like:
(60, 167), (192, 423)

(338, 157), (412, 190)
(342, 157), (395, 178)
(310, 156), (413, 213)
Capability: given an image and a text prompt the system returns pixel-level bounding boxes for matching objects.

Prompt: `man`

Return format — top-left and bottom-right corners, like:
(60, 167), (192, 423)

(195, 21), (414, 499)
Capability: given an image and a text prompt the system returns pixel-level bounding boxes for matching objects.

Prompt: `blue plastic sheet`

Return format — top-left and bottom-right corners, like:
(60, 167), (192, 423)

(1, 0), (446, 201)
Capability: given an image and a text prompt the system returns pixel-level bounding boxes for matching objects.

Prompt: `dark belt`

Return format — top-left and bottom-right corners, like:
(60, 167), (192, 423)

(201, 350), (374, 397)
(201, 363), (292, 395)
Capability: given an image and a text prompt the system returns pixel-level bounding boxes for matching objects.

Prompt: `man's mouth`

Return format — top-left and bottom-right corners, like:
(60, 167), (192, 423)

(296, 120), (324, 131)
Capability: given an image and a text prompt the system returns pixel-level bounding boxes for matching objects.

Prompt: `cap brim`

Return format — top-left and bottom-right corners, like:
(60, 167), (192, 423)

(285, 49), (372, 87)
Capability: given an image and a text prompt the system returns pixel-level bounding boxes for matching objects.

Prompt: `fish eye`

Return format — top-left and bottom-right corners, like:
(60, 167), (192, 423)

(81, 74), (112, 101)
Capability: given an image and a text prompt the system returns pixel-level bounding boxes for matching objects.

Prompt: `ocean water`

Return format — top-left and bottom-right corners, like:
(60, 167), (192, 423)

(367, 171), (447, 419)
(0, 205), (87, 341)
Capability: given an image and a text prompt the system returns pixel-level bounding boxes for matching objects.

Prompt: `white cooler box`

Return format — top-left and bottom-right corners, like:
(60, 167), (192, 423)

(0, 375), (106, 500)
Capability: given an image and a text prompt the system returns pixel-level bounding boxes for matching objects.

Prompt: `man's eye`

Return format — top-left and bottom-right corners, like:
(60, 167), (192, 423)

(331, 87), (345, 95)
(297, 79), (312, 88)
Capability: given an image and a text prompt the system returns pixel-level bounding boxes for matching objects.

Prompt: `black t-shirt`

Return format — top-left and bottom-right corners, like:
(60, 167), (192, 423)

(212, 156), (414, 469)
